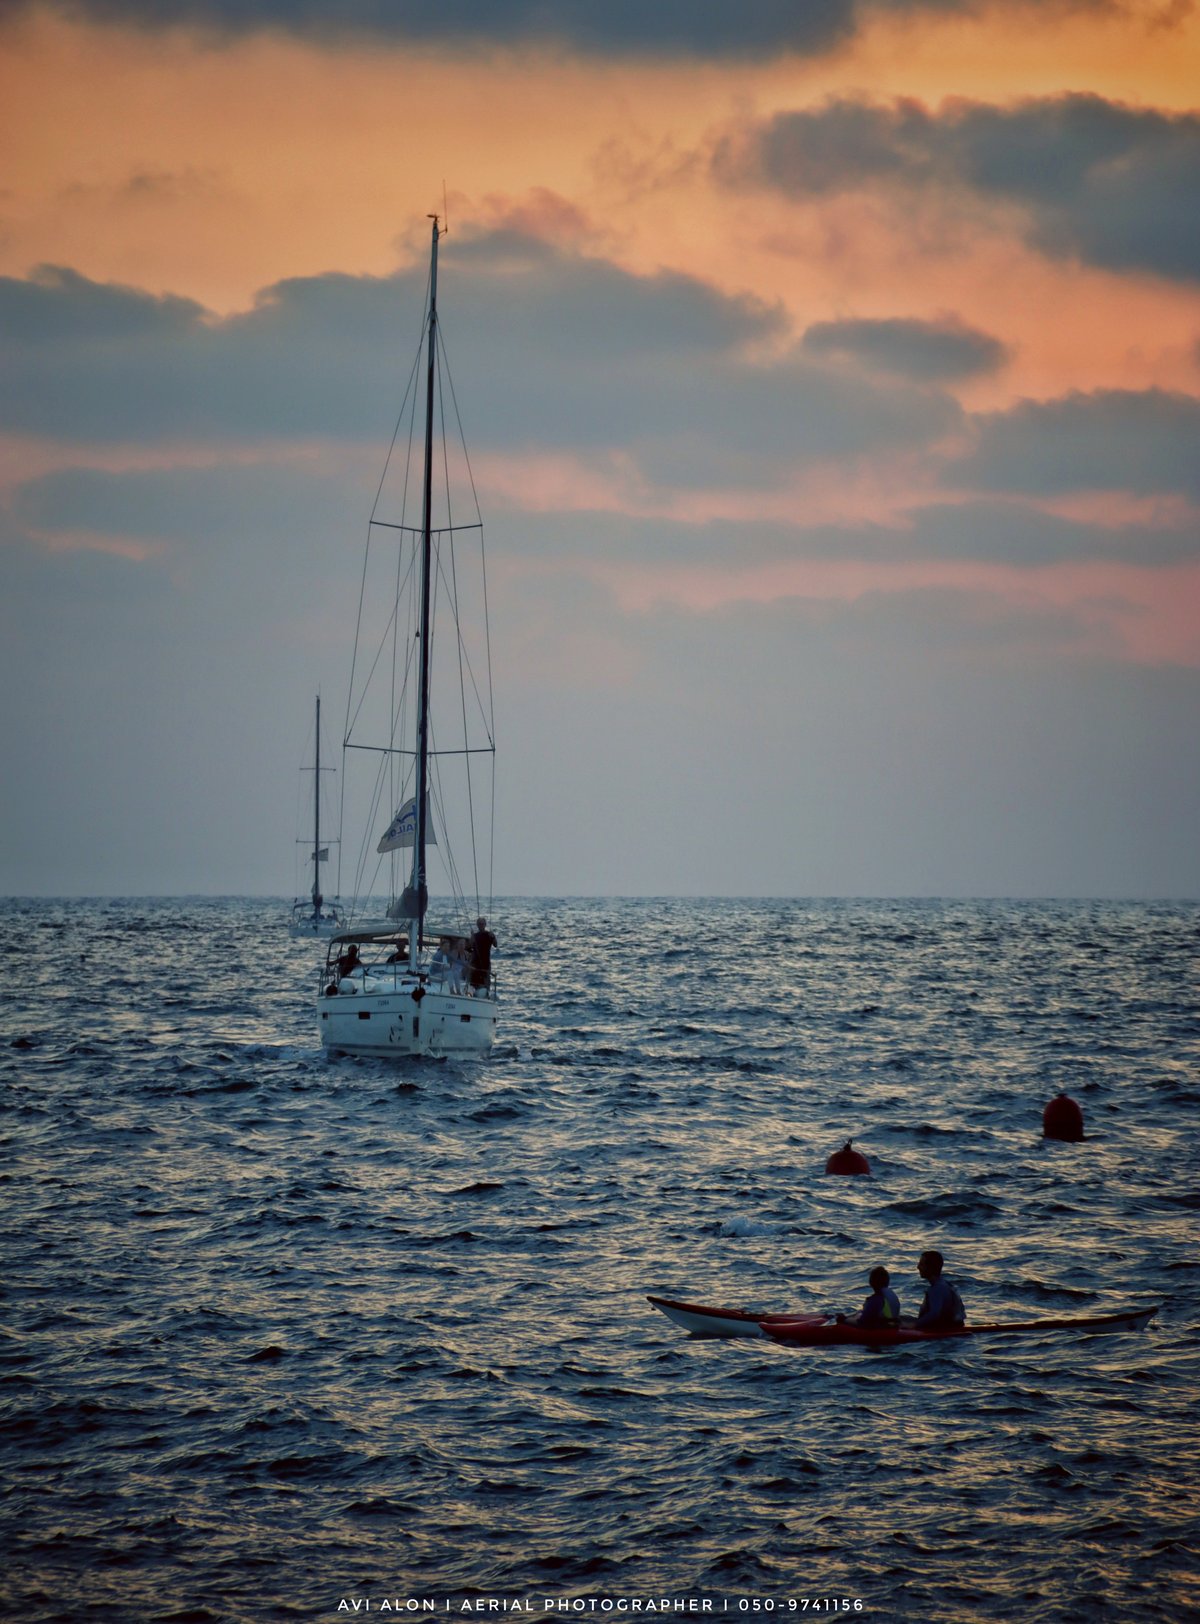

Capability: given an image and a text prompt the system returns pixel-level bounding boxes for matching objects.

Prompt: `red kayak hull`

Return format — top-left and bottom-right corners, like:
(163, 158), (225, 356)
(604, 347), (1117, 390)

(764, 1305), (1158, 1346)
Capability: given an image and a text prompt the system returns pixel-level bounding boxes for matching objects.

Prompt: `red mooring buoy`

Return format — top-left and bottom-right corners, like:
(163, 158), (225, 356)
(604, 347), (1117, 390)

(825, 1140), (871, 1175)
(1042, 1092), (1085, 1142)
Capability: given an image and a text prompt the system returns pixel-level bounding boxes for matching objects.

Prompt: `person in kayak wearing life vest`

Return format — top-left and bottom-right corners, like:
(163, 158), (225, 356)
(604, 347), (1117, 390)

(834, 1265), (901, 1328)
(856, 1266), (901, 1328)
(911, 1250), (965, 1329)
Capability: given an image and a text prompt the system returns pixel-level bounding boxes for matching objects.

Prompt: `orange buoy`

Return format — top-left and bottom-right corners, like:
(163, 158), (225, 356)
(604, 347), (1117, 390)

(1042, 1092), (1084, 1142)
(825, 1139), (870, 1175)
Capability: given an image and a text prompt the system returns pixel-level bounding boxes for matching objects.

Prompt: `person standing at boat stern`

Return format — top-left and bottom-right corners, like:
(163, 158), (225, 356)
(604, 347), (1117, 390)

(912, 1250), (966, 1329)
(469, 917), (496, 996)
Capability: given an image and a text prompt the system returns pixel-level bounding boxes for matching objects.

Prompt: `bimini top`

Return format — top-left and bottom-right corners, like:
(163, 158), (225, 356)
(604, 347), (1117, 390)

(327, 922), (464, 947)
(328, 921), (402, 945)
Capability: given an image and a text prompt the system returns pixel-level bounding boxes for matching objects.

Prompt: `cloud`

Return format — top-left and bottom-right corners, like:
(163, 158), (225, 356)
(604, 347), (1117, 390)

(801, 315), (1009, 381)
(0, 265), (396, 443)
(6, 241), (1196, 604)
(62, 165), (225, 206)
(0, 0), (1087, 59)
(10, 460), (354, 555)
(0, 238), (960, 487)
(504, 501), (1199, 570)
(903, 499), (1200, 566)
(954, 388), (1200, 500)
(0, 245), (773, 444)
(1, 263), (205, 347)
(11, 464), (1200, 591)
(720, 93), (1200, 282)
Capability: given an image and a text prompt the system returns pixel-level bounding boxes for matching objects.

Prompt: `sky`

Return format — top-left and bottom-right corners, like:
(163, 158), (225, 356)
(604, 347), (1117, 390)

(1, 0), (1198, 898)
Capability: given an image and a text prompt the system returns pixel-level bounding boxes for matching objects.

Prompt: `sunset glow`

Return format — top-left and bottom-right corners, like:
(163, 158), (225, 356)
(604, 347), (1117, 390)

(1, 0), (1197, 894)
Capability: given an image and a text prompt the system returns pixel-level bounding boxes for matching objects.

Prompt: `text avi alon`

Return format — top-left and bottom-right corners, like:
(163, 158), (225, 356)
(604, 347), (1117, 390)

(337, 1602), (866, 1615)
(337, 1605), (723, 1615)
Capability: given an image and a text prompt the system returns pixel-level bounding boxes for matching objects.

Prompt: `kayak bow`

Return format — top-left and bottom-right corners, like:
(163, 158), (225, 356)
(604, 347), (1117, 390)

(647, 1295), (827, 1338)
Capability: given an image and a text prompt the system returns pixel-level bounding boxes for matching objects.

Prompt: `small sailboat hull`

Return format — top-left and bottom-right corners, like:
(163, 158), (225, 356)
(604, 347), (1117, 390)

(290, 696), (341, 938)
(289, 912), (344, 939)
(320, 980), (496, 1057)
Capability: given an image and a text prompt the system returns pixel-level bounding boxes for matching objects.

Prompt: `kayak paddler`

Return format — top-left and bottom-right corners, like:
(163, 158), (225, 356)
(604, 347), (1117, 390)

(911, 1250), (966, 1330)
(856, 1265), (901, 1327)
(835, 1264), (901, 1328)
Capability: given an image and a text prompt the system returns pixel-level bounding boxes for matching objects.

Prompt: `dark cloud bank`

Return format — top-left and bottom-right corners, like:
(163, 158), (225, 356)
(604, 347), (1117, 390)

(801, 315), (1009, 381)
(3, 233), (1198, 565)
(0, 0), (1116, 57)
(722, 93), (1200, 282)
(0, 239), (959, 477)
(959, 389), (1200, 501)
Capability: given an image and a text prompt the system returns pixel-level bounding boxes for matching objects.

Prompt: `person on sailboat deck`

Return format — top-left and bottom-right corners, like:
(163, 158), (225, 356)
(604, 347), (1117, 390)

(429, 938), (452, 981)
(469, 917), (496, 995)
(337, 943), (362, 980)
(386, 936), (409, 964)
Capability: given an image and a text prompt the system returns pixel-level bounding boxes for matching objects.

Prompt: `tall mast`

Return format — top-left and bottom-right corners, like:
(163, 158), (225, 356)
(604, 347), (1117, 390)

(312, 694), (321, 910)
(410, 214), (440, 963)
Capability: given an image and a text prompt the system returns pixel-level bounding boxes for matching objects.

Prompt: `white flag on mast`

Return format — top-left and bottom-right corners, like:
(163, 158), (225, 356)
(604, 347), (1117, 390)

(377, 798), (436, 854)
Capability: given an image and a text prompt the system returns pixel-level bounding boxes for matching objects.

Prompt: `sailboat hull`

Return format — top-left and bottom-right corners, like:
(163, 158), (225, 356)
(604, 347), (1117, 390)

(319, 980), (496, 1057)
(290, 915), (344, 939)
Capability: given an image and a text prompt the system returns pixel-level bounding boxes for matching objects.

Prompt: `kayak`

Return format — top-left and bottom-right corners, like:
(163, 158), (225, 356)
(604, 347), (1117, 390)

(646, 1295), (828, 1338)
(765, 1305), (1159, 1347)
(648, 1295), (1158, 1344)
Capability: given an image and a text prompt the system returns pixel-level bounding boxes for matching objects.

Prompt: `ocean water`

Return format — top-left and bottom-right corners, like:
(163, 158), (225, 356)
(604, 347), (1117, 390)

(1, 896), (1197, 1624)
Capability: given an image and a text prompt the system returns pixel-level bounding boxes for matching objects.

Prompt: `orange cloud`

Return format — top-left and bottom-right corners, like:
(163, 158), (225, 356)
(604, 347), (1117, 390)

(474, 445), (942, 529)
(5, 3), (1200, 351)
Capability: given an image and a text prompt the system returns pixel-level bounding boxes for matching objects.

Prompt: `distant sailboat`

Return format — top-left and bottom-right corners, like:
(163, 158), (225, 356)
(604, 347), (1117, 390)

(288, 694), (344, 938)
(318, 215), (497, 1057)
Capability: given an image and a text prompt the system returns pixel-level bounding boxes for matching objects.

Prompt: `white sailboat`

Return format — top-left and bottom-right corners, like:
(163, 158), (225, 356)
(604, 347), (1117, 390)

(288, 693), (344, 938)
(318, 215), (498, 1058)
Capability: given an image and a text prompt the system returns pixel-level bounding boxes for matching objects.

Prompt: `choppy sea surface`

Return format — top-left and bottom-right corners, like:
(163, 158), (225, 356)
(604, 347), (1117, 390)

(1, 897), (1198, 1624)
